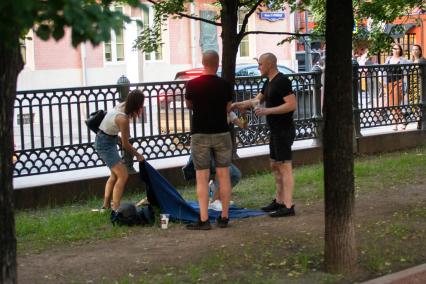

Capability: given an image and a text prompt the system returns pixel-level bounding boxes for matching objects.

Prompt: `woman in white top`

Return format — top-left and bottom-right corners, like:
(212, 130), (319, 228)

(94, 89), (145, 211)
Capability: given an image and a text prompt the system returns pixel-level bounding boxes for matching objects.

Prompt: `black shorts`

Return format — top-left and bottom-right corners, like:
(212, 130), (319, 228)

(269, 127), (295, 162)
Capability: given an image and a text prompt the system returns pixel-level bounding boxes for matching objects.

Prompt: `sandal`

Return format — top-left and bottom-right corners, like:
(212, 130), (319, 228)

(392, 125), (398, 131)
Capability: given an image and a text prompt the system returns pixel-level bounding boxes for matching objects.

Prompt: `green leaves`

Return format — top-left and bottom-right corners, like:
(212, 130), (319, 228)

(1, 0), (141, 47)
(304, 0), (425, 54)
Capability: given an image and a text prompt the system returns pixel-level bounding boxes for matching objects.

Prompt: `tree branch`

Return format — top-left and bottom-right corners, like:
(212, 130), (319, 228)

(145, 0), (221, 26)
(243, 30), (321, 37)
(237, 0), (263, 41)
(238, 0), (259, 7)
(174, 11), (221, 26)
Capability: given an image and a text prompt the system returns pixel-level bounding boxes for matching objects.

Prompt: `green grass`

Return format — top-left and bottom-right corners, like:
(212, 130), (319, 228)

(15, 145), (426, 254)
(14, 144), (426, 283)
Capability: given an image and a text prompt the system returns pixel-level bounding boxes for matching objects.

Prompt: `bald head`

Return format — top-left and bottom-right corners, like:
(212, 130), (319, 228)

(202, 50), (219, 72)
(258, 53), (278, 78)
(259, 53), (277, 67)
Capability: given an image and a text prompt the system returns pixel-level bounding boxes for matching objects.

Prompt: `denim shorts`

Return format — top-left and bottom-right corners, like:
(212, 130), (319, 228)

(191, 132), (232, 170)
(94, 132), (121, 169)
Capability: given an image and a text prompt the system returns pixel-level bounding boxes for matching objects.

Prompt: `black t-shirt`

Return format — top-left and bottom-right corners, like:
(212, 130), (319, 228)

(261, 72), (294, 132)
(185, 75), (233, 134)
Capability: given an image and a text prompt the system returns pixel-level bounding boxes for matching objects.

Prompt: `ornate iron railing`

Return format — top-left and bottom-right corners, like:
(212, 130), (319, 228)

(353, 62), (424, 134)
(13, 63), (424, 177)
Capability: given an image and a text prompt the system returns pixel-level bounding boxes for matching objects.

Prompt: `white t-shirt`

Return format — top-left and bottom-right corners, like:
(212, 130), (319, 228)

(99, 103), (127, 136)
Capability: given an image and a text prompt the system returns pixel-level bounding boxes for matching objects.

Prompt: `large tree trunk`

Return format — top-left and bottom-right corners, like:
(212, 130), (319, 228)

(323, 0), (357, 274)
(220, 0), (240, 158)
(219, 0), (239, 85)
(0, 38), (23, 284)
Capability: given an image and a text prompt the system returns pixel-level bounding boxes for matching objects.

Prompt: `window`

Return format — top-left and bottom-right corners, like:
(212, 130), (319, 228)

(20, 38), (26, 64)
(142, 4), (163, 61)
(238, 10), (250, 58)
(104, 6), (125, 62)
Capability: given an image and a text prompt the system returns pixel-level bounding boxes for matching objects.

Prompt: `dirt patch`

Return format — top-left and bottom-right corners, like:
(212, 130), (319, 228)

(17, 183), (426, 283)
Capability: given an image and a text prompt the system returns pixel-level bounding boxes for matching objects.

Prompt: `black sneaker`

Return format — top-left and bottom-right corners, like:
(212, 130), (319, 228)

(216, 216), (229, 228)
(261, 199), (281, 212)
(269, 205), (296, 217)
(186, 219), (212, 230)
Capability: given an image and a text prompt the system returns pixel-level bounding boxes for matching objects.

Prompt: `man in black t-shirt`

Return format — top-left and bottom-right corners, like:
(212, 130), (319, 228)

(233, 53), (297, 217)
(184, 50), (233, 230)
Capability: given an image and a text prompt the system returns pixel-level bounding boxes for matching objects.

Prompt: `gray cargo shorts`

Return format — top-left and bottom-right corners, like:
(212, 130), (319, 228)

(190, 132), (232, 170)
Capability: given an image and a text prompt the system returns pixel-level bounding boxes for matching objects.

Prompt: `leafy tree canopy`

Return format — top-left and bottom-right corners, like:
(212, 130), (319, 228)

(303, 0), (426, 54)
(0, 0), (143, 48)
(134, 0), (304, 53)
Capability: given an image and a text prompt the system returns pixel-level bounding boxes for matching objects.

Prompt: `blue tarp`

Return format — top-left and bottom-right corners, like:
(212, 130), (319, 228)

(139, 161), (265, 223)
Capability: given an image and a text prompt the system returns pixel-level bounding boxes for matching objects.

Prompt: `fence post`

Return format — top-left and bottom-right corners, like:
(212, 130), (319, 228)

(311, 65), (323, 146)
(420, 62), (426, 131)
(117, 75), (135, 173)
(117, 75), (130, 102)
(352, 59), (362, 139)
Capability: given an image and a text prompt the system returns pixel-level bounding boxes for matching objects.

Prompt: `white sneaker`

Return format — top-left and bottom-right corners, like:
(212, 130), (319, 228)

(208, 200), (222, 211)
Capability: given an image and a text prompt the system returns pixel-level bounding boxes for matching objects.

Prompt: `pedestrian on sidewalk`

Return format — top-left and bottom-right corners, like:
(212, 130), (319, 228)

(232, 52), (297, 217)
(385, 43), (410, 131)
(94, 89), (145, 212)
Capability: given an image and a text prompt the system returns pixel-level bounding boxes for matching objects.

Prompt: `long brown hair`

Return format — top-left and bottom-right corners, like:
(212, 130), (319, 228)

(392, 43), (403, 57)
(413, 44), (423, 57)
(124, 89), (145, 118)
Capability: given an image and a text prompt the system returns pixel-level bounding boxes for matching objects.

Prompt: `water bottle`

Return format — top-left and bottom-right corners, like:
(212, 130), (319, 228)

(208, 179), (215, 202)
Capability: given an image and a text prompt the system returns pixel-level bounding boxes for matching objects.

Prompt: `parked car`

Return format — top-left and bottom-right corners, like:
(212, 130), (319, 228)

(159, 64), (296, 109)
(174, 64), (295, 80)
(159, 64), (314, 141)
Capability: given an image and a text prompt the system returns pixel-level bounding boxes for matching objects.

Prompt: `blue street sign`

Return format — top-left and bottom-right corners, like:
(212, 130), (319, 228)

(259, 12), (285, 22)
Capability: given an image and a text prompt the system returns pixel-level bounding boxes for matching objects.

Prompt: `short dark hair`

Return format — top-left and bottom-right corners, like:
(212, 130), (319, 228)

(392, 43), (403, 57)
(413, 44), (423, 57)
(124, 89), (145, 118)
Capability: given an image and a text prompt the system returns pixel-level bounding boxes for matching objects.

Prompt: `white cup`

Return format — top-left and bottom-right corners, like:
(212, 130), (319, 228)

(160, 214), (170, 229)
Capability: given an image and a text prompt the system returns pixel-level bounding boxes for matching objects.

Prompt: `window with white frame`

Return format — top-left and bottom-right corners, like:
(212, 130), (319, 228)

(142, 4), (163, 61)
(238, 10), (250, 58)
(104, 6), (125, 62)
(20, 38), (26, 64)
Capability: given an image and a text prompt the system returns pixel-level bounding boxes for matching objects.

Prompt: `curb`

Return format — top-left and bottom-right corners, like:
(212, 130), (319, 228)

(362, 263), (426, 284)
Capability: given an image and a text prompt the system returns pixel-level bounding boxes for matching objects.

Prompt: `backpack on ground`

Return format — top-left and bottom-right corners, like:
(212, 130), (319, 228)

(110, 203), (155, 226)
(85, 110), (106, 134)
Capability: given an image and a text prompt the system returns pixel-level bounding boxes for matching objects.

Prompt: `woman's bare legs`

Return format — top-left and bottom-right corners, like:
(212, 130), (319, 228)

(110, 162), (129, 210)
(103, 171), (117, 208)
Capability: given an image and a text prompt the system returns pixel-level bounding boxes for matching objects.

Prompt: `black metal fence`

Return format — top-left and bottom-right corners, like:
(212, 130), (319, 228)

(353, 62), (425, 136)
(13, 63), (424, 177)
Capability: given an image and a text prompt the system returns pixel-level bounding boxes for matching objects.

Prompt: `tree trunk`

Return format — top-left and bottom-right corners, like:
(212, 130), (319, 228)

(220, 0), (239, 85)
(323, 0), (357, 274)
(0, 38), (23, 284)
(220, 0), (240, 158)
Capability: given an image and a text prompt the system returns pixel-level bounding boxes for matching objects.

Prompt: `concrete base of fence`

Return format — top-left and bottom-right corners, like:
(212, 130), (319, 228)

(357, 129), (426, 154)
(361, 263), (426, 284)
(13, 130), (426, 209)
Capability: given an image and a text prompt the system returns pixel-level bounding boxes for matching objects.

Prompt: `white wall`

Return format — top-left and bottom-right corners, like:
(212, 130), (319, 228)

(17, 65), (127, 91)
